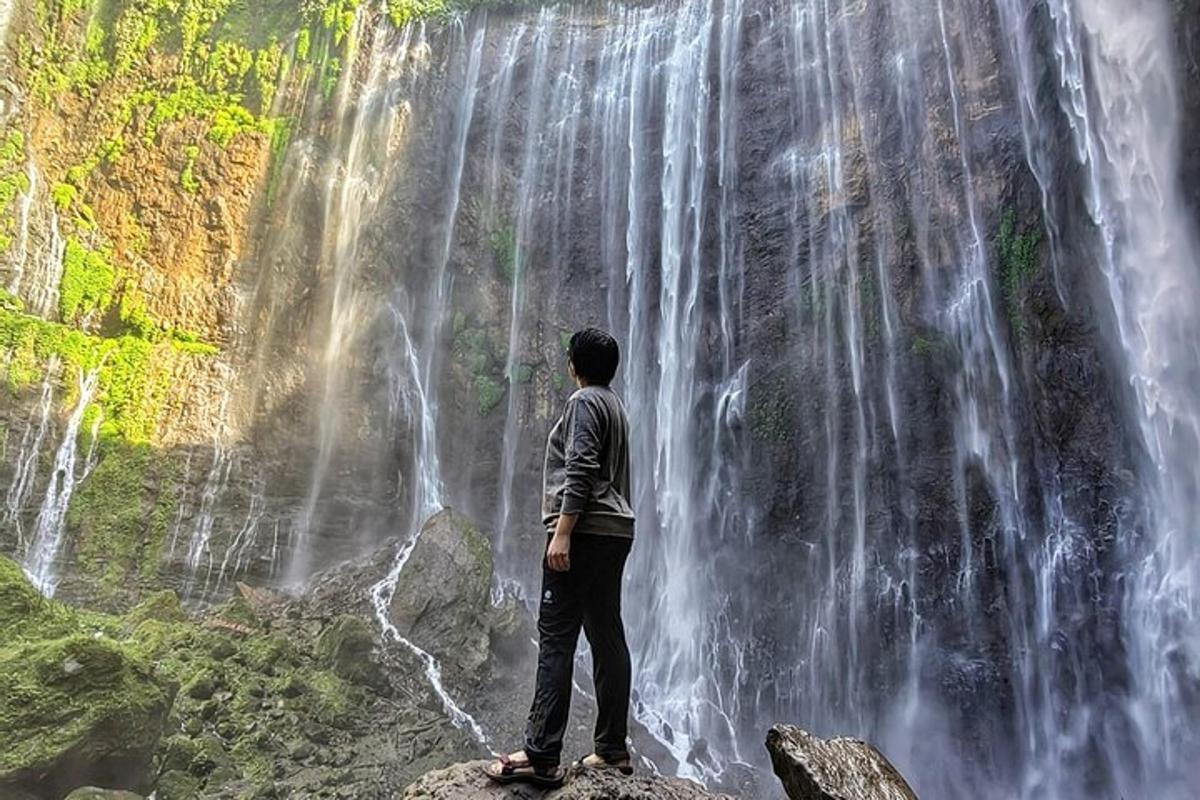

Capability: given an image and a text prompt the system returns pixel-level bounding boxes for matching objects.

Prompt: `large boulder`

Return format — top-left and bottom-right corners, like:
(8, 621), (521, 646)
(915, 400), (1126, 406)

(388, 509), (496, 673)
(401, 760), (734, 799)
(766, 725), (918, 800)
(0, 558), (174, 799)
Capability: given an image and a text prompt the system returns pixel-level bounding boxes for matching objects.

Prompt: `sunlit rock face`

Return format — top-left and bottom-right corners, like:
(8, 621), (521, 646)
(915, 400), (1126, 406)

(3, 1), (1200, 798)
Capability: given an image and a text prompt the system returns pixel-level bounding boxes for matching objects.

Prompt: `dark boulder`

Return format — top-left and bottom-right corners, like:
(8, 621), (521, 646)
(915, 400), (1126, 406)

(766, 725), (918, 800)
(388, 509), (496, 673)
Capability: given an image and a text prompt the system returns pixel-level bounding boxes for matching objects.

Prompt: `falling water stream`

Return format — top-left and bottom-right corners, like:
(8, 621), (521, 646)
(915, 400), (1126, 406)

(345, 0), (1200, 795)
(2, 0), (1199, 797)
(23, 365), (100, 595)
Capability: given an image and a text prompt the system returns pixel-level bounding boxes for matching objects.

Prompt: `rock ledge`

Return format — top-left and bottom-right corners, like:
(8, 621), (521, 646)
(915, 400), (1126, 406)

(401, 760), (734, 799)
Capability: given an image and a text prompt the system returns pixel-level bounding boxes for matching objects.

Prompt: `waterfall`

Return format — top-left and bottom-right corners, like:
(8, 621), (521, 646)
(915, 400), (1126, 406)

(3, 358), (58, 546)
(286, 14), (419, 584)
(347, 0), (1200, 796)
(25, 207), (65, 319)
(1018, 1), (1200, 795)
(0, 0), (13, 59)
(24, 365), (101, 596)
(5, 160), (37, 297)
(366, 20), (494, 750)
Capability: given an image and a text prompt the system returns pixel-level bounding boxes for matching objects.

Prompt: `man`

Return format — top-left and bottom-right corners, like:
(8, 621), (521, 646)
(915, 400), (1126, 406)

(485, 327), (636, 788)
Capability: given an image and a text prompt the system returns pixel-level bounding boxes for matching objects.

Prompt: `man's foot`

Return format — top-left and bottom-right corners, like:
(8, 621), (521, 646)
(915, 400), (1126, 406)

(572, 752), (634, 775)
(483, 750), (567, 787)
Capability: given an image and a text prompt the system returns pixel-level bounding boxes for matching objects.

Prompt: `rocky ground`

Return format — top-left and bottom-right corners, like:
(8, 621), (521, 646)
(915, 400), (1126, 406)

(401, 761), (735, 800)
(0, 508), (922, 800)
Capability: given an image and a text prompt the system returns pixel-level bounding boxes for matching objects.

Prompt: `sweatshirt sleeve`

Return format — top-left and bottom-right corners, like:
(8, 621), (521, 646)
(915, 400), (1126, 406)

(561, 394), (603, 515)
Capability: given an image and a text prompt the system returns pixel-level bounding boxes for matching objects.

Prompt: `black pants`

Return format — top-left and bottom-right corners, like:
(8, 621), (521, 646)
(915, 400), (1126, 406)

(524, 533), (633, 768)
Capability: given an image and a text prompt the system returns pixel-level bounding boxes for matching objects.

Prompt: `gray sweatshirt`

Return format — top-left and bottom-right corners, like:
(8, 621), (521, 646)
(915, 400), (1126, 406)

(541, 385), (635, 538)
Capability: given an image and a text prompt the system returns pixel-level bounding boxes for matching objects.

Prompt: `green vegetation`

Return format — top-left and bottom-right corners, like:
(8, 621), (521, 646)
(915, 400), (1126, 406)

(0, 556), (169, 795)
(454, 323), (508, 416)
(910, 333), (950, 360)
(0, 305), (211, 442)
(0, 555), (384, 798)
(68, 440), (181, 598)
(180, 144), (201, 193)
(491, 223), (518, 284)
(995, 208), (1043, 338)
(748, 375), (795, 444)
(59, 238), (118, 322)
(0, 131), (30, 254)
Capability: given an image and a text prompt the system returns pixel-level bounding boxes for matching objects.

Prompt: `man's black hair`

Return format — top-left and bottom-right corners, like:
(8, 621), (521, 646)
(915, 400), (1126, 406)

(569, 328), (620, 386)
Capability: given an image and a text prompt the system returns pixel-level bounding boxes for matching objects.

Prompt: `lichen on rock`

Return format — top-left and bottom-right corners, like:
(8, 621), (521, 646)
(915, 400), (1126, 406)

(0, 556), (173, 800)
(765, 724), (919, 800)
(388, 508), (497, 674)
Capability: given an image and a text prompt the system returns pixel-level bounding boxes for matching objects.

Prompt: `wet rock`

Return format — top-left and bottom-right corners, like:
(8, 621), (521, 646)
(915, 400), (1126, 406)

(317, 615), (388, 691)
(388, 509), (495, 673)
(156, 770), (201, 800)
(0, 559), (174, 800)
(184, 672), (217, 700)
(400, 760), (735, 799)
(765, 725), (918, 800)
(159, 734), (201, 773)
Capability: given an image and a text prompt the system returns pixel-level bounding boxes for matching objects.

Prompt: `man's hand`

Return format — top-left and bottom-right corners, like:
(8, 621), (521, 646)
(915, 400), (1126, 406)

(546, 532), (571, 572)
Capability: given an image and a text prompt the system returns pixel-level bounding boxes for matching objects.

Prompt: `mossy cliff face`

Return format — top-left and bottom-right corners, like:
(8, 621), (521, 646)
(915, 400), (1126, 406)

(0, 0), (508, 605)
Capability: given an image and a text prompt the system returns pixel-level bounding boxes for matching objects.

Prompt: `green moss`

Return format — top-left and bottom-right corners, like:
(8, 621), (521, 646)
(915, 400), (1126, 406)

(59, 238), (118, 322)
(125, 590), (188, 630)
(490, 223), (517, 284)
(0, 130), (24, 164)
(509, 362), (534, 385)
(0, 557), (78, 643)
(296, 27), (311, 61)
(0, 558), (172, 783)
(475, 374), (504, 416)
(180, 144), (201, 193)
(265, 114), (293, 204)
(453, 323), (508, 416)
(1, 555), (393, 798)
(910, 335), (938, 358)
(52, 181), (77, 211)
(69, 438), (182, 596)
(995, 208), (1043, 338)
(316, 615), (379, 686)
(0, 305), (212, 442)
(320, 55), (341, 99)
(748, 376), (794, 444)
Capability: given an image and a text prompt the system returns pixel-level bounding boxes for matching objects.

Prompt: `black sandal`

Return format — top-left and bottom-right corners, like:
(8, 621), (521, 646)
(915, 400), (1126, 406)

(483, 752), (567, 787)
(572, 753), (633, 775)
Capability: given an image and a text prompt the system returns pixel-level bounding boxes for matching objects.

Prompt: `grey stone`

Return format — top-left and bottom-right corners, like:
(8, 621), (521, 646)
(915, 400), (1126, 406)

(400, 759), (735, 799)
(765, 725), (918, 800)
(63, 790), (144, 800)
(388, 509), (495, 674)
